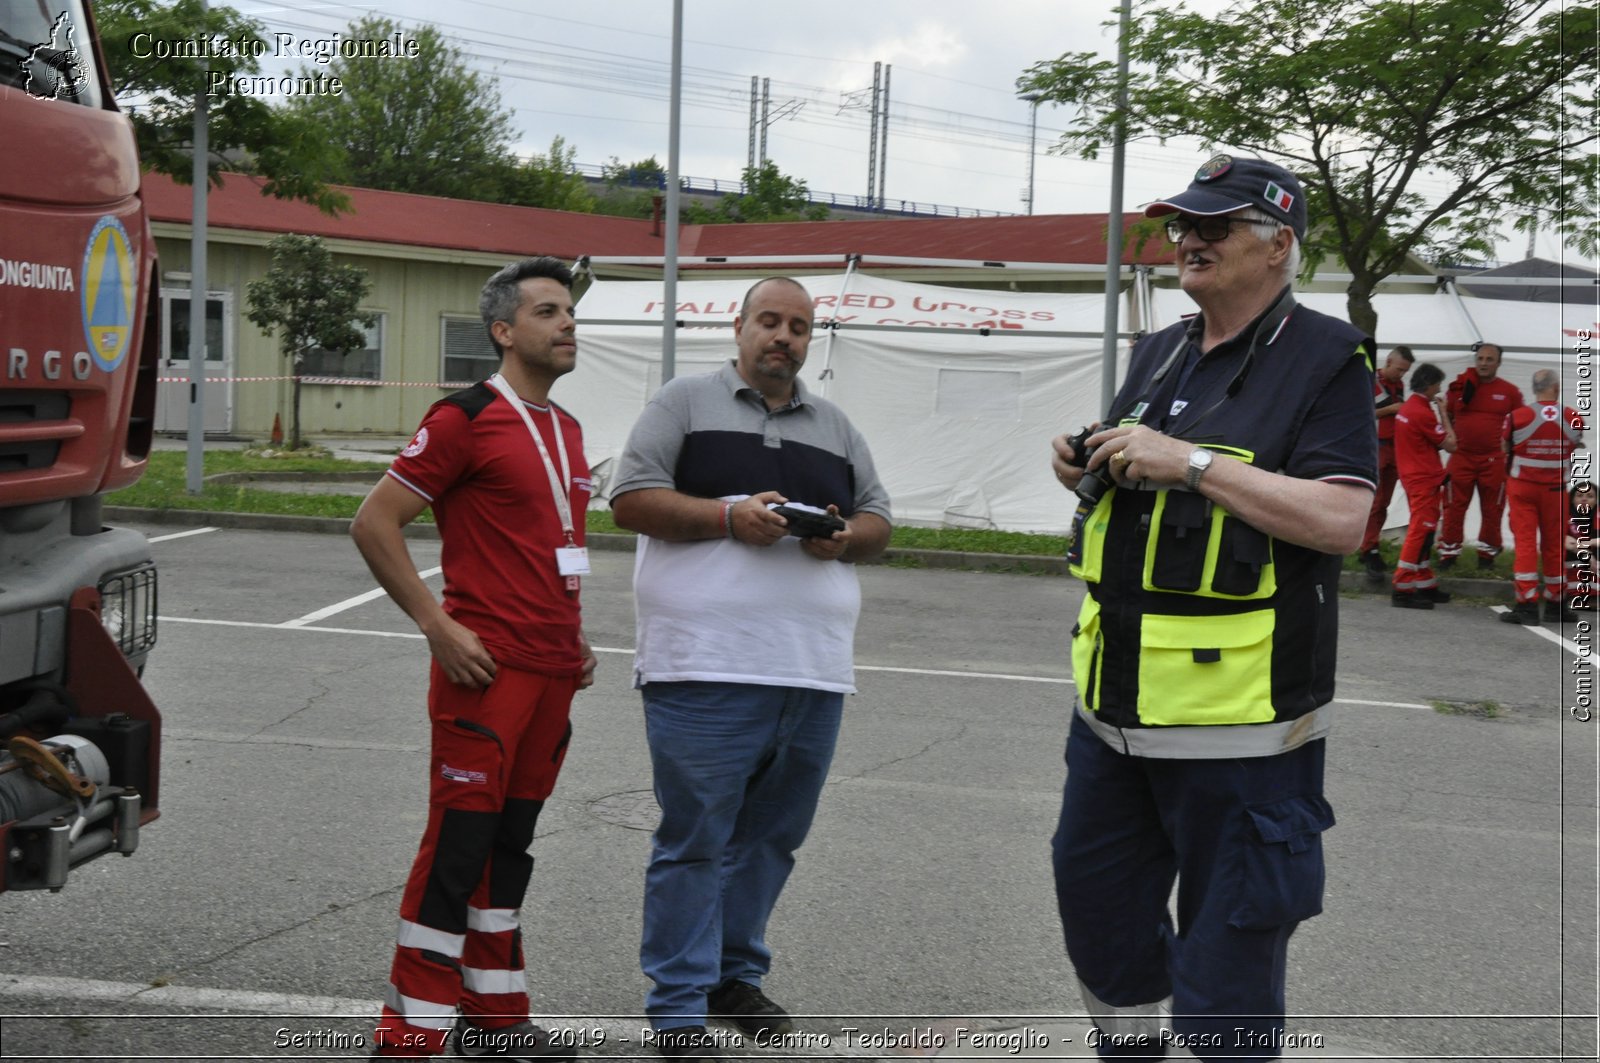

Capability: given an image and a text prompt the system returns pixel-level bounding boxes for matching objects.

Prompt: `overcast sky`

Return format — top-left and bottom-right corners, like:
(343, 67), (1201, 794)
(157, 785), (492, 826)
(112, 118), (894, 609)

(233, 0), (1580, 265)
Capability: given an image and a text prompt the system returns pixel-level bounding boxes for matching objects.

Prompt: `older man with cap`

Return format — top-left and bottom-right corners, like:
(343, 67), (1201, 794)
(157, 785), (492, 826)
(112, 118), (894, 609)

(1049, 154), (1375, 1059)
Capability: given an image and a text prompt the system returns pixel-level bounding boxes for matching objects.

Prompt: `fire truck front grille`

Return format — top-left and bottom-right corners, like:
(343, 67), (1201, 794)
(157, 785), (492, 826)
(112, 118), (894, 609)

(0, 391), (72, 472)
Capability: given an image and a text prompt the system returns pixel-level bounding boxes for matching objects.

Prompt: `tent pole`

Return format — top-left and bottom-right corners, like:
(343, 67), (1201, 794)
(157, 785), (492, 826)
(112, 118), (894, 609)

(815, 254), (859, 398)
(1442, 277), (1484, 345)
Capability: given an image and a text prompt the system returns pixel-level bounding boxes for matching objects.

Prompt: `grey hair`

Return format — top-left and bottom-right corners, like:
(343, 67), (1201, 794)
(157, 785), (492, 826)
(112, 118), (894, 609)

(1532, 368), (1559, 396)
(479, 256), (574, 354)
(1235, 210), (1301, 279)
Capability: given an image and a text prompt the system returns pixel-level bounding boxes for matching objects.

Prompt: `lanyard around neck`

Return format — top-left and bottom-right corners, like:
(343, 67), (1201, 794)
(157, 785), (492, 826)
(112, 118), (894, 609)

(486, 373), (576, 545)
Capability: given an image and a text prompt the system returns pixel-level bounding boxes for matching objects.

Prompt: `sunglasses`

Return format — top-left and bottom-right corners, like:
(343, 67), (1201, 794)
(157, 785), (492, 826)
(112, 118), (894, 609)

(1164, 215), (1263, 244)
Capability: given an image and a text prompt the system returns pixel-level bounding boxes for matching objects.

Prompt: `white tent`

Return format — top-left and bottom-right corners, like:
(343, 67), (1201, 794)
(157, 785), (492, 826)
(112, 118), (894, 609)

(566, 273), (1125, 533)
(1149, 284), (1596, 543)
(565, 272), (1594, 535)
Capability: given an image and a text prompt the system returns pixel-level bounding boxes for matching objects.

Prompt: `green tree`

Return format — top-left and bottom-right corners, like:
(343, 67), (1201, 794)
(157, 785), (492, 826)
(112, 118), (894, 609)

(245, 235), (375, 450)
(288, 16), (515, 201)
(94, 0), (347, 212)
(687, 161), (831, 223)
(499, 136), (597, 212)
(594, 155), (668, 218)
(1018, 0), (1598, 337)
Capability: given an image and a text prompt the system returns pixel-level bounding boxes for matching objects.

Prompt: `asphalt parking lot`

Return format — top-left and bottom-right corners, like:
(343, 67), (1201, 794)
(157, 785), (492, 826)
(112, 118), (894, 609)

(0, 520), (1594, 1062)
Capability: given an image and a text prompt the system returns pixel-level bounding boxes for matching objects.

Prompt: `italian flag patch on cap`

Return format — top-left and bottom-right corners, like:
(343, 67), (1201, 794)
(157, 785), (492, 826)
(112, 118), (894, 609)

(1264, 181), (1294, 212)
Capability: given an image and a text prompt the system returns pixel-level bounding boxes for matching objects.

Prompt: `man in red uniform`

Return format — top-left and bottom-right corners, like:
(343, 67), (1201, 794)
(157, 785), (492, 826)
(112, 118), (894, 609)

(1501, 369), (1587, 625)
(1392, 363), (1457, 608)
(1438, 342), (1523, 570)
(352, 257), (598, 1059)
(1358, 345), (1415, 579)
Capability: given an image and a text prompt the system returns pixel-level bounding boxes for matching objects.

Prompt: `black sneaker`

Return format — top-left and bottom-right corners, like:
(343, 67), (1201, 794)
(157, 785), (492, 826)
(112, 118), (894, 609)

(1546, 601), (1581, 623)
(1359, 549), (1387, 579)
(1419, 587), (1453, 604)
(1499, 604), (1540, 625)
(706, 980), (794, 1037)
(1477, 555), (1496, 571)
(1437, 555), (1458, 571)
(655, 1025), (720, 1061)
(448, 1018), (576, 1061)
(1391, 593), (1434, 610)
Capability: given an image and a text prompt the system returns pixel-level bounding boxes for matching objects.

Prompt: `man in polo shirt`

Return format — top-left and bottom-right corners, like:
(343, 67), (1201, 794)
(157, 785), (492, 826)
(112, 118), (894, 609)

(610, 276), (892, 1060)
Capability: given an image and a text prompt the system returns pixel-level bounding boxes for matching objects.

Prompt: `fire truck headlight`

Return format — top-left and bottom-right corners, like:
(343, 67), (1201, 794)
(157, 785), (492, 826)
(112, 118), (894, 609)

(97, 564), (158, 658)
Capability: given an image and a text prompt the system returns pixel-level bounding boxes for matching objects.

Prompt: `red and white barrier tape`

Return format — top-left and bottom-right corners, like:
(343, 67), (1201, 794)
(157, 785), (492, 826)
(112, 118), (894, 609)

(157, 375), (475, 388)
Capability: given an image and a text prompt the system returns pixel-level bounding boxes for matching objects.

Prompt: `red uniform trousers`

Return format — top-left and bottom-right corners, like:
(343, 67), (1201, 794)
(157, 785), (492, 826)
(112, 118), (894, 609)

(1438, 449), (1508, 560)
(374, 662), (577, 1058)
(1393, 474), (1443, 595)
(1360, 441), (1399, 554)
(1507, 478), (1566, 605)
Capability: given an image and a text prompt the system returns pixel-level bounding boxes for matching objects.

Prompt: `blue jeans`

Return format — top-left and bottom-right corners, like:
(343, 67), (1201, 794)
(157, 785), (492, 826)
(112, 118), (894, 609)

(640, 681), (844, 1029)
(1054, 709), (1332, 1061)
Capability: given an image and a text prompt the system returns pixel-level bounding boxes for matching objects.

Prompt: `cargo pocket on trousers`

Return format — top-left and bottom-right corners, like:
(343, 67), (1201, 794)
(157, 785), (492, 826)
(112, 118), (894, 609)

(1227, 794), (1336, 930)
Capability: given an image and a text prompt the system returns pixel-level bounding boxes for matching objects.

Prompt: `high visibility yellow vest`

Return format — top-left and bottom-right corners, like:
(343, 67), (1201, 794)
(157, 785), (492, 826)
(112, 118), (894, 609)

(1068, 298), (1372, 757)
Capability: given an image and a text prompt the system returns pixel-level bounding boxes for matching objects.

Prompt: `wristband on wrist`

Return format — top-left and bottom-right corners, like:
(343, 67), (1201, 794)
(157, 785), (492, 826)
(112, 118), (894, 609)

(722, 502), (735, 539)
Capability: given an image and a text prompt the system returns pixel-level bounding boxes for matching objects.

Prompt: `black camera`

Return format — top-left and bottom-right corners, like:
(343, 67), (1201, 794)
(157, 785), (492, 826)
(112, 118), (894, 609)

(770, 503), (847, 539)
(1065, 425), (1115, 506)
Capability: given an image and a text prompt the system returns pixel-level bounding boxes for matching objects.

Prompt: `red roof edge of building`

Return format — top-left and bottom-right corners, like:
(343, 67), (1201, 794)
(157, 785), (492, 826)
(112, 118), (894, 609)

(140, 170), (1169, 268)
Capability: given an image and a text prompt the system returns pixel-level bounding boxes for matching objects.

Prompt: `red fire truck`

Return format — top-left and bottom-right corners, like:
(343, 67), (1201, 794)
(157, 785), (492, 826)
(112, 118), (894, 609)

(0, 0), (162, 890)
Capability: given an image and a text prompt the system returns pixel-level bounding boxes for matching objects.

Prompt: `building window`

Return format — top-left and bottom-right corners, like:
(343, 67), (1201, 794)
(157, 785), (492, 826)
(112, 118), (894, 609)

(442, 316), (495, 384)
(302, 314), (383, 380)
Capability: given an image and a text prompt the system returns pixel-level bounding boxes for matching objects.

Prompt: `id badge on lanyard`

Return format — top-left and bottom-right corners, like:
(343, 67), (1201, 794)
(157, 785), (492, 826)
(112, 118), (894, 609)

(486, 375), (589, 592)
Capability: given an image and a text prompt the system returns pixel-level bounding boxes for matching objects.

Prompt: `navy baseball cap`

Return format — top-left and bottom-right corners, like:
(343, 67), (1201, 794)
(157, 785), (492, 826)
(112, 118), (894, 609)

(1144, 154), (1307, 241)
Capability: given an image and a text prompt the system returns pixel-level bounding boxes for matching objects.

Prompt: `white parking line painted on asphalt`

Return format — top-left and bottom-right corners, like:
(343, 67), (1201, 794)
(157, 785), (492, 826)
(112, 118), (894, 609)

(1339, 698), (1433, 710)
(856, 664), (1071, 685)
(160, 616), (426, 640)
(0, 973), (376, 1016)
(1489, 604), (1593, 663)
(280, 567), (442, 628)
(154, 617), (1444, 705)
(166, 728), (423, 753)
(147, 526), (219, 543)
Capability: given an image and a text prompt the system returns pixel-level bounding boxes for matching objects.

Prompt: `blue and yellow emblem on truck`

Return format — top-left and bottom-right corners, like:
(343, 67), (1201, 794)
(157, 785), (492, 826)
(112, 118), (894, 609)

(80, 215), (137, 372)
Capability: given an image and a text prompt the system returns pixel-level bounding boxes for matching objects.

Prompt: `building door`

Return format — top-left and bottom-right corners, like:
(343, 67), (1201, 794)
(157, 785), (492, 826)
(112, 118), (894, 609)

(155, 291), (233, 434)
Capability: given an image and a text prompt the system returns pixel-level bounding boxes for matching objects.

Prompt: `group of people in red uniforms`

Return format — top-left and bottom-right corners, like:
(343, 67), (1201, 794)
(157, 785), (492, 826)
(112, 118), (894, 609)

(1358, 341), (1590, 620)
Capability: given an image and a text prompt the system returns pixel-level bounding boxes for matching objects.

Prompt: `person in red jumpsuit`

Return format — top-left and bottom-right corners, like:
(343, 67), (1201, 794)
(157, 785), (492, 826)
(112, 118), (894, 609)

(1358, 345), (1416, 579)
(1501, 369), (1587, 625)
(1392, 362), (1457, 608)
(1438, 342), (1523, 570)
(352, 257), (599, 1060)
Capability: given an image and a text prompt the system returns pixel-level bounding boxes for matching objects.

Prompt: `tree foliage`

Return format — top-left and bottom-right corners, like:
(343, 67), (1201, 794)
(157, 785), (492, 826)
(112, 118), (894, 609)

(245, 235), (375, 449)
(1018, 0), (1598, 336)
(287, 16), (515, 201)
(500, 136), (597, 212)
(594, 156), (668, 218)
(94, 0), (347, 213)
(687, 161), (831, 224)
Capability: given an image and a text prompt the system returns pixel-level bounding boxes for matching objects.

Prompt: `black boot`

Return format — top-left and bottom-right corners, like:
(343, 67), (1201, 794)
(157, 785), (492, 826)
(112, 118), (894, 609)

(1545, 600), (1581, 624)
(1500, 603), (1540, 625)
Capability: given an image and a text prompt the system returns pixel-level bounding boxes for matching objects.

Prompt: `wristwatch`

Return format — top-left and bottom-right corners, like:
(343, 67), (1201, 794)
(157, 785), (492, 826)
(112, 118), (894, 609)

(1185, 448), (1213, 491)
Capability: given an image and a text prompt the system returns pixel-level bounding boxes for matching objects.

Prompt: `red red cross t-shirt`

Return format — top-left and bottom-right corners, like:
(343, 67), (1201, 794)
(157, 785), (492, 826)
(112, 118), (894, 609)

(386, 382), (591, 676)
